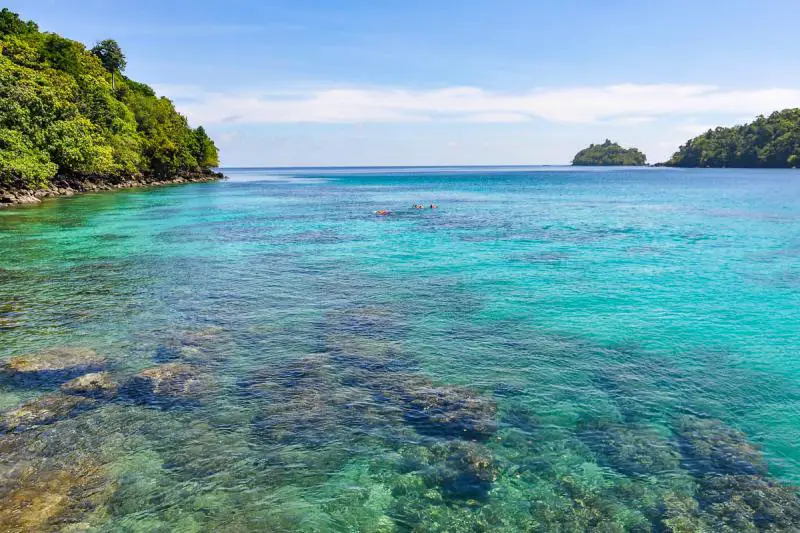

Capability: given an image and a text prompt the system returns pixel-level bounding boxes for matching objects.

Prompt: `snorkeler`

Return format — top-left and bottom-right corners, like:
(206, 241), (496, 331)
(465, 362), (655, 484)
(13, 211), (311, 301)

(430, 204), (438, 209)
(375, 210), (391, 216)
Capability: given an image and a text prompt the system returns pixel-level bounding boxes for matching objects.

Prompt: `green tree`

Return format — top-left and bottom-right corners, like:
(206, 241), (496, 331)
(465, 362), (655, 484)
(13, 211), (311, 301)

(90, 39), (126, 89)
(194, 126), (219, 167)
(0, 8), (38, 36)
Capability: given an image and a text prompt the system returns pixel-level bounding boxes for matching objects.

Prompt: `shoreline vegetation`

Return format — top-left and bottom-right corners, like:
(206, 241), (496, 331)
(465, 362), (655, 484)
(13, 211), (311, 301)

(0, 9), (222, 208)
(663, 109), (800, 168)
(0, 168), (224, 208)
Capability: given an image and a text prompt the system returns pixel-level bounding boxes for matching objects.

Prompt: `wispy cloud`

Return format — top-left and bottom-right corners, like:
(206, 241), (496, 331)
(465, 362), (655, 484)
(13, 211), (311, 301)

(156, 83), (800, 126)
(116, 24), (273, 37)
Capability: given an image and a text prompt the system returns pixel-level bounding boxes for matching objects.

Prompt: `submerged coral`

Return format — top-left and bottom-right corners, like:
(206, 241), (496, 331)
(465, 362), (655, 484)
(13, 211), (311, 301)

(153, 326), (229, 364)
(394, 382), (498, 441)
(60, 371), (119, 398)
(0, 456), (112, 532)
(426, 440), (498, 501)
(577, 420), (681, 477)
(675, 415), (767, 476)
(0, 417), (118, 532)
(121, 363), (213, 407)
(0, 347), (106, 384)
(697, 474), (800, 532)
(0, 393), (95, 432)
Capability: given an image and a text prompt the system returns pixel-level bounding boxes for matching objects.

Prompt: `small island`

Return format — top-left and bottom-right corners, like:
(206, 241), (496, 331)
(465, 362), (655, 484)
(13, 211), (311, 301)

(0, 9), (221, 207)
(664, 109), (800, 168)
(572, 140), (647, 166)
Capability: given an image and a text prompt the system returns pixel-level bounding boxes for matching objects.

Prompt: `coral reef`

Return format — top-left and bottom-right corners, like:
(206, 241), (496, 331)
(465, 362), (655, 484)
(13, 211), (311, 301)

(121, 363), (213, 407)
(1, 347), (106, 384)
(0, 393), (94, 432)
(60, 371), (119, 398)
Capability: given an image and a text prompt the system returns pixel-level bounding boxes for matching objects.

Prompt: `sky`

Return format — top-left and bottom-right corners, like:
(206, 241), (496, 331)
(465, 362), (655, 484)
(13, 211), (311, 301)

(6, 0), (800, 166)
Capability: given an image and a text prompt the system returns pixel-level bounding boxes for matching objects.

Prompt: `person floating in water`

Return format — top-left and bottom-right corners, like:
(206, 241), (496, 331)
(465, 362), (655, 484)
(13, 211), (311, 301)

(375, 210), (391, 216)
(413, 204), (424, 209)
(430, 204), (438, 209)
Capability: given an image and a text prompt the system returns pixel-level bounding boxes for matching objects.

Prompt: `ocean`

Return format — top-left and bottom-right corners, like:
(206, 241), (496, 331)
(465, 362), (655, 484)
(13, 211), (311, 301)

(0, 166), (798, 531)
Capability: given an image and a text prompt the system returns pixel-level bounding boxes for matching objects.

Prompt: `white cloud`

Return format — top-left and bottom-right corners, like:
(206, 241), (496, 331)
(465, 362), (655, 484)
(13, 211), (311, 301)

(605, 116), (657, 126)
(463, 112), (532, 123)
(673, 123), (722, 137)
(156, 83), (800, 126)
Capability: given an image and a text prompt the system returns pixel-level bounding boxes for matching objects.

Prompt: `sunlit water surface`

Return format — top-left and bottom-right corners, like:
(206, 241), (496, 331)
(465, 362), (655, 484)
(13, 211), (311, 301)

(0, 167), (799, 531)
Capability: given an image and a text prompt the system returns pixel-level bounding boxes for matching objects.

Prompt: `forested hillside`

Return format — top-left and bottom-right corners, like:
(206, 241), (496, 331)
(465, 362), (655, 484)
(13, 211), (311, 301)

(665, 109), (800, 168)
(0, 8), (219, 192)
(572, 140), (647, 166)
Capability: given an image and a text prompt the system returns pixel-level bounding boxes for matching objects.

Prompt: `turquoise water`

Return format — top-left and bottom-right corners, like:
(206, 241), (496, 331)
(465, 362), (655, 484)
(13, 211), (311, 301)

(0, 166), (799, 531)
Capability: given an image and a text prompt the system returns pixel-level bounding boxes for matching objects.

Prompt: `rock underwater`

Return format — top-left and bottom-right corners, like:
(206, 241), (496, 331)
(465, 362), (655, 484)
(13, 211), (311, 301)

(1, 347), (106, 385)
(120, 363), (214, 407)
(0, 421), (118, 532)
(60, 371), (119, 399)
(0, 393), (95, 433)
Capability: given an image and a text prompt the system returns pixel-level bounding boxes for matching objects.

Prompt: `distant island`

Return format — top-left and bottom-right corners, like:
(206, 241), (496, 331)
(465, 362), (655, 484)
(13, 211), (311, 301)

(664, 109), (800, 168)
(0, 9), (221, 207)
(572, 140), (647, 166)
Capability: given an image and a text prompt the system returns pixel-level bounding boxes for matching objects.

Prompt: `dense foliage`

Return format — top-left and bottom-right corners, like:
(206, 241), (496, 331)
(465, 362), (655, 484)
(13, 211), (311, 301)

(0, 9), (219, 190)
(572, 140), (647, 166)
(665, 109), (800, 168)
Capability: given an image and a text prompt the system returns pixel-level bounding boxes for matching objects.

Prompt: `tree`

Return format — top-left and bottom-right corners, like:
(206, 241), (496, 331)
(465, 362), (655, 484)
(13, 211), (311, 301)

(193, 126), (219, 167)
(0, 8), (38, 36)
(90, 39), (126, 89)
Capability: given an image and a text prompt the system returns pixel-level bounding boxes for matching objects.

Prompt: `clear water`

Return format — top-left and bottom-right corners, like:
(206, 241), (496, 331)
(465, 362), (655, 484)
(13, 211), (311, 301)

(0, 167), (799, 531)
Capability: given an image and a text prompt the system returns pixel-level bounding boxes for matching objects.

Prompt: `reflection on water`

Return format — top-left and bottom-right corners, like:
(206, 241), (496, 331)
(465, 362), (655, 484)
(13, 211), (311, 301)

(0, 167), (799, 531)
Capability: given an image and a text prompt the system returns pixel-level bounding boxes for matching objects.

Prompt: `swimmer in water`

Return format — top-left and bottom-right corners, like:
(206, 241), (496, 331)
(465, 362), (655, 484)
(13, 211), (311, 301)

(430, 204), (438, 209)
(375, 210), (390, 216)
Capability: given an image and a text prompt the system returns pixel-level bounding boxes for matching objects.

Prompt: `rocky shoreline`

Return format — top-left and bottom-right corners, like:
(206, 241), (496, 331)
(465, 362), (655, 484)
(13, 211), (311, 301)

(0, 170), (225, 208)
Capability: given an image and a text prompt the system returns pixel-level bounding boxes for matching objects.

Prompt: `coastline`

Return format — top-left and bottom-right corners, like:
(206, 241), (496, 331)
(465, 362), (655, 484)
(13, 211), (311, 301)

(0, 170), (225, 208)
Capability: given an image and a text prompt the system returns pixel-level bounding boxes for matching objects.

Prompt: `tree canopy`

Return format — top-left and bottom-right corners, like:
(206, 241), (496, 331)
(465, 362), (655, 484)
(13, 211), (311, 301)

(664, 109), (800, 168)
(90, 39), (126, 88)
(572, 140), (647, 166)
(0, 10), (219, 190)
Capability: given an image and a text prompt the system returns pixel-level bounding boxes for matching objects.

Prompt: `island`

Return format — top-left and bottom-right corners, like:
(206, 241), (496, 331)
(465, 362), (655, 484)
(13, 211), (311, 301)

(571, 140), (647, 166)
(664, 109), (800, 168)
(0, 9), (222, 207)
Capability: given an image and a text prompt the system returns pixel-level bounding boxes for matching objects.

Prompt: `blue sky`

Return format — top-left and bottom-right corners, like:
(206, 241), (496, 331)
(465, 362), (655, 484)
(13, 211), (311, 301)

(7, 0), (800, 166)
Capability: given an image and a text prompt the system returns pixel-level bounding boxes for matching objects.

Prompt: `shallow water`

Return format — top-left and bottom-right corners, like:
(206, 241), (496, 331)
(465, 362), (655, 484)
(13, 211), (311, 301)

(0, 167), (799, 531)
